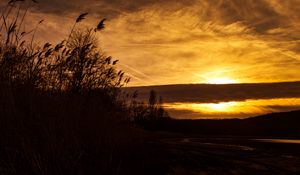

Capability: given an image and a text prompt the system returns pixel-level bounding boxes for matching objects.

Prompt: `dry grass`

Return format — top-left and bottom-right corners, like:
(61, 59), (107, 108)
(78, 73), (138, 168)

(0, 1), (168, 174)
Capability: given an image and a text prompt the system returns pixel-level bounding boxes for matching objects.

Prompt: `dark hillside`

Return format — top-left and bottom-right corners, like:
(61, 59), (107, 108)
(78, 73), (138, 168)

(141, 110), (300, 137)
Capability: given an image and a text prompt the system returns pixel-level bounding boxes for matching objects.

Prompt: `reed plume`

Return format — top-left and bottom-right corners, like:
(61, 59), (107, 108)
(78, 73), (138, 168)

(95, 18), (106, 32)
(76, 12), (88, 23)
(67, 13), (89, 44)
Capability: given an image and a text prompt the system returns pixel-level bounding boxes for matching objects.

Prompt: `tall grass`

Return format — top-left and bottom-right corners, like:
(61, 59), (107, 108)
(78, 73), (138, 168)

(0, 1), (168, 174)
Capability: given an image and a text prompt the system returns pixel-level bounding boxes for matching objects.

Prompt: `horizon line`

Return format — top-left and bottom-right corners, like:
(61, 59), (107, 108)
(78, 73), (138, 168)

(124, 80), (300, 88)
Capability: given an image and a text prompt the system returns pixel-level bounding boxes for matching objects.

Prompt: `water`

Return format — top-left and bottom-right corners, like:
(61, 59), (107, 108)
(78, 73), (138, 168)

(254, 139), (300, 144)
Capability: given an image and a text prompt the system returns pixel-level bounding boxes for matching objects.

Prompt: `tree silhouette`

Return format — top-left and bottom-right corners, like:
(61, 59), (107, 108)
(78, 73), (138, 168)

(149, 90), (157, 107)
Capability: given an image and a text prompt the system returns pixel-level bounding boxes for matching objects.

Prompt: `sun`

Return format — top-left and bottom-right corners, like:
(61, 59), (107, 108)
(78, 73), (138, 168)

(207, 78), (237, 84)
(204, 102), (238, 111)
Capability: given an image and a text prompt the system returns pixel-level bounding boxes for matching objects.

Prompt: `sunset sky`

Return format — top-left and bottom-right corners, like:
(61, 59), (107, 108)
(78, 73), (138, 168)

(2, 0), (300, 86)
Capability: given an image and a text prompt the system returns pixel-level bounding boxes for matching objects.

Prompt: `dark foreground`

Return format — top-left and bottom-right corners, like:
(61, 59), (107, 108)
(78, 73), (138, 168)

(150, 133), (300, 175)
(142, 110), (300, 174)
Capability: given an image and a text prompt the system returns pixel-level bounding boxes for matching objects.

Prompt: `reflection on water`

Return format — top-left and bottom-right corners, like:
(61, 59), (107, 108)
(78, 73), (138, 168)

(254, 139), (300, 144)
(164, 98), (300, 119)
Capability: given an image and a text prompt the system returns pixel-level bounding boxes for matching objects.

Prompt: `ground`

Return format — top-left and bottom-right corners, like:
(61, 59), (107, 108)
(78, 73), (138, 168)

(149, 134), (300, 175)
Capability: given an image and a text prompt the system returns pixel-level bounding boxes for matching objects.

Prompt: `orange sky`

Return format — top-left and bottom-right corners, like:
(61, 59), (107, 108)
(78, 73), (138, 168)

(2, 0), (300, 86)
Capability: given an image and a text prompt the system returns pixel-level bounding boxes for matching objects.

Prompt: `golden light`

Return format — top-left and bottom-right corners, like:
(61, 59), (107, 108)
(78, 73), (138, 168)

(207, 78), (237, 84)
(204, 102), (238, 111)
(163, 101), (240, 114)
(163, 98), (300, 119)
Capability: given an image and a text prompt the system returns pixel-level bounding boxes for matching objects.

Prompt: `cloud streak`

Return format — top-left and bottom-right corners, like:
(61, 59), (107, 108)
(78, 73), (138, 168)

(1, 0), (300, 86)
(125, 81), (300, 103)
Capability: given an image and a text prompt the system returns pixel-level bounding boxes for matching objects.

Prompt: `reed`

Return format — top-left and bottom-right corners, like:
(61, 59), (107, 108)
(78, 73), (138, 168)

(0, 1), (169, 174)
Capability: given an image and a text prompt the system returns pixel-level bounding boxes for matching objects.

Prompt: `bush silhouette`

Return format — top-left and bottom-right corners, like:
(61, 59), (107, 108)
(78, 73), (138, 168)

(0, 1), (168, 174)
(1, 7), (129, 94)
(129, 89), (170, 123)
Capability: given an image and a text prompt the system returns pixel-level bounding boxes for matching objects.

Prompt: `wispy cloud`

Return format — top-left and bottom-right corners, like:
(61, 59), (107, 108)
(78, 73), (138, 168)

(2, 0), (300, 85)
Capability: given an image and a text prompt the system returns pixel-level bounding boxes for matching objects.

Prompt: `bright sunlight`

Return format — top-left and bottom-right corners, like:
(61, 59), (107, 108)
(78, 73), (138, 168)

(207, 78), (238, 84)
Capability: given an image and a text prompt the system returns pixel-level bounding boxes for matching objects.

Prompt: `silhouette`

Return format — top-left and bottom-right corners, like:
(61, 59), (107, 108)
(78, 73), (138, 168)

(95, 18), (106, 32)
(1, 1), (300, 175)
(0, 1), (167, 174)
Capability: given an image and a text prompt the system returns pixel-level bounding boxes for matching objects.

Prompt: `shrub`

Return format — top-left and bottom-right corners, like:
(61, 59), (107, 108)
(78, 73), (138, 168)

(129, 89), (170, 124)
(0, 1), (168, 175)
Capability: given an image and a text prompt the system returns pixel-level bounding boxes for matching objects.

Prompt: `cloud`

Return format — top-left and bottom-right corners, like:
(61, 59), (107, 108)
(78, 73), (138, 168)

(125, 82), (300, 103)
(124, 82), (300, 119)
(1, 0), (300, 86)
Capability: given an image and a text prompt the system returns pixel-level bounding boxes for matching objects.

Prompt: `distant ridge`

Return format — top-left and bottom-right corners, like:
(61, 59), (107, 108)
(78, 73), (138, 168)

(142, 110), (300, 137)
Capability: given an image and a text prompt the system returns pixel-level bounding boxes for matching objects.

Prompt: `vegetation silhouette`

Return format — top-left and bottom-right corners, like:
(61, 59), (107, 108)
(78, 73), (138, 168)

(128, 89), (170, 124)
(2, 1), (299, 175)
(0, 1), (168, 174)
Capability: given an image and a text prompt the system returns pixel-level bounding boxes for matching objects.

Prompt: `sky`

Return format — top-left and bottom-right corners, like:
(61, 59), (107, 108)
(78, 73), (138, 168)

(2, 0), (300, 86)
(125, 82), (300, 119)
(126, 82), (300, 103)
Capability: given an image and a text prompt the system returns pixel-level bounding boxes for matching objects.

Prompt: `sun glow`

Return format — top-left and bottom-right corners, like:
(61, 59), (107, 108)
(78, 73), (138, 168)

(163, 98), (300, 119)
(207, 78), (237, 84)
(204, 102), (238, 111)
(164, 101), (240, 114)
